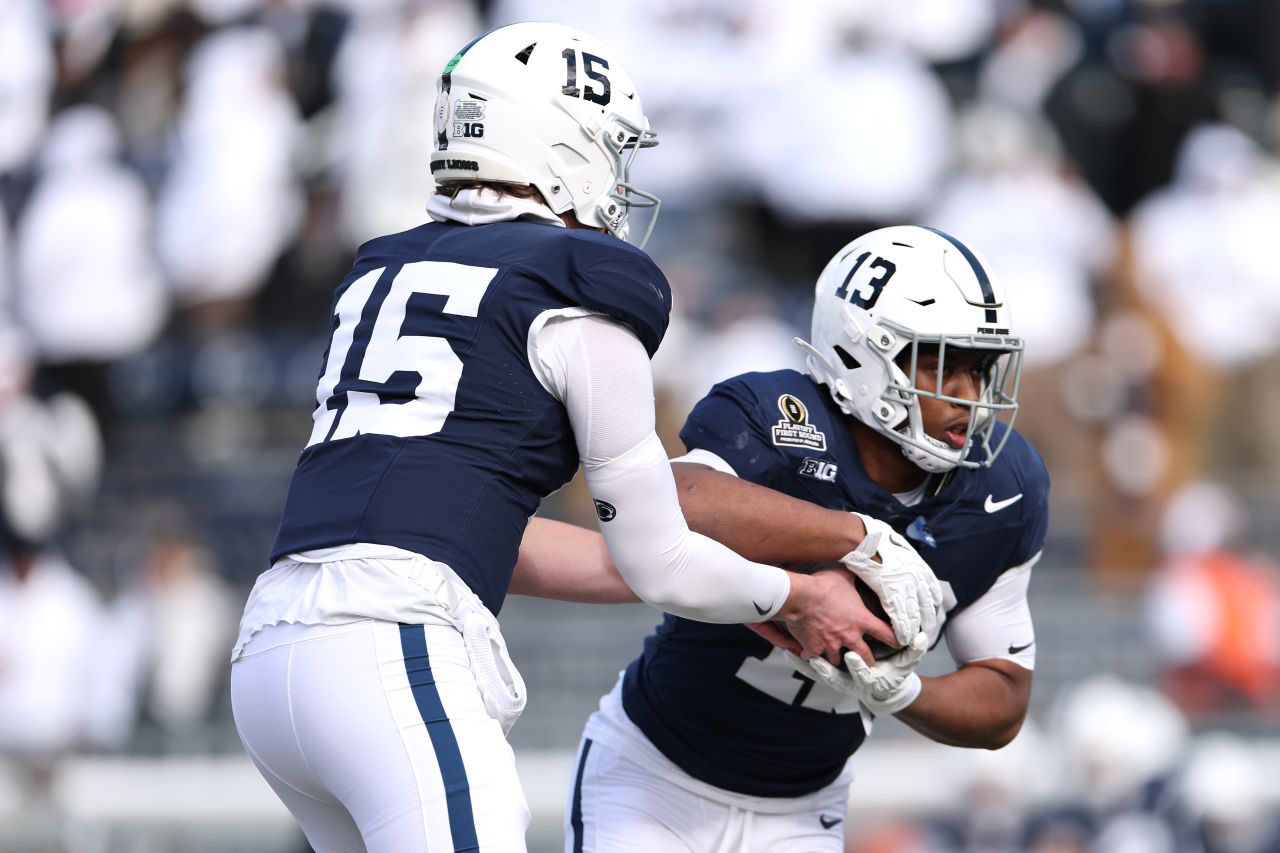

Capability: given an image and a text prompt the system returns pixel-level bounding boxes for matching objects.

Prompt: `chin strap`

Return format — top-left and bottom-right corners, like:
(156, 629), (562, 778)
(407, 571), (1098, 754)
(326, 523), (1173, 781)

(900, 433), (960, 474)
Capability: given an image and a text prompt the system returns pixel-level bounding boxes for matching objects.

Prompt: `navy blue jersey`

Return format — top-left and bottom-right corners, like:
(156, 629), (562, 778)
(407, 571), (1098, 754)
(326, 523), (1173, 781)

(621, 369), (1049, 797)
(271, 220), (670, 616)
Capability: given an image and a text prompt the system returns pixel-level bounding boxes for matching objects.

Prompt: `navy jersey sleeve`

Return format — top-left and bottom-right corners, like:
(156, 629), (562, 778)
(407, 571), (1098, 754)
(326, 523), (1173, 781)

(1000, 429), (1051, 567)
(679, 375), (790, 489)
(543, 231), (671, 356)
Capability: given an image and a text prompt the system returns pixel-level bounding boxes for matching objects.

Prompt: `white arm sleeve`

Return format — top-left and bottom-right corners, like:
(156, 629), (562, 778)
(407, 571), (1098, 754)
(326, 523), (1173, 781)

(671, 448), (738, 476)
(944, 551), (1040, 671)
(530, 311), (791, 623)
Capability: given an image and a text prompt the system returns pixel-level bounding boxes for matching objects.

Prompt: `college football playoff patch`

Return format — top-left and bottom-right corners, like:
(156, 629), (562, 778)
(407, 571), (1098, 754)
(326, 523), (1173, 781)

(771, 395), (827, 451)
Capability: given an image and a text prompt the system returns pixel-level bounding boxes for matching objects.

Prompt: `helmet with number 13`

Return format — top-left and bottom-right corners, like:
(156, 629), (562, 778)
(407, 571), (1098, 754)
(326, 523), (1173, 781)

(430, 22), (661, 247)
(796, 225), (1025, 473)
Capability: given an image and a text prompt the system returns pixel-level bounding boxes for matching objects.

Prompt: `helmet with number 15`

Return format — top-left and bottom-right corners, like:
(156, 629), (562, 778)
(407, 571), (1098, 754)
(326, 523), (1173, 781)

(796, 226), (1025, 473)
(430, 22), (661, 247)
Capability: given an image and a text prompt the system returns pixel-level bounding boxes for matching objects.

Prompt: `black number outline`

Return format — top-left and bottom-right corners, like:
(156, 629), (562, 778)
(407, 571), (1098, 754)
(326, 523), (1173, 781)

(849, 257), (896, 309)
(834, 252), (870, 300)
(561, 48), (580, 97)
(581, 53), (611, 105)
(562, 49), (611, 106)
(836, 255), (897, 309)
(791, 670), (816, 706)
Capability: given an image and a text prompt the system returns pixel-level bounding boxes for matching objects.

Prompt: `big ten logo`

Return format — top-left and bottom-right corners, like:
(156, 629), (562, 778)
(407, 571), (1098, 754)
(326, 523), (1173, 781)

(798, 457), (838, 483)
(452, 100), (486, 139)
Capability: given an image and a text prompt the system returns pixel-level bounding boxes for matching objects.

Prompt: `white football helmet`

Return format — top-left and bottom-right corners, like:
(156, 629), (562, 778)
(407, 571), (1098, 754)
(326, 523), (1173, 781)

(430, 23), (660, 247)
(795, 226), (1023, 472)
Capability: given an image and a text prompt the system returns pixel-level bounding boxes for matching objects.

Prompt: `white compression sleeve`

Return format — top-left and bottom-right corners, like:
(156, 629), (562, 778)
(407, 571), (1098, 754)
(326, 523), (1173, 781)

(944, 551), (1040, 670)
(531, 312), (791, 623)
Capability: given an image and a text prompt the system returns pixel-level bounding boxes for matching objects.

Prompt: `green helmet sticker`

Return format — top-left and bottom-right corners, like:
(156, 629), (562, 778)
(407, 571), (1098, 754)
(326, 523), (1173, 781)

(443, 54), (462, 74)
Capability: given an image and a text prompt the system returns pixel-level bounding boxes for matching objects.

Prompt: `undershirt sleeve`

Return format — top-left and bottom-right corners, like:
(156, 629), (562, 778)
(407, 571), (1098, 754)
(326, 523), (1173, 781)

(944, 552), (1040, 670)
(529, 311), (791, 623)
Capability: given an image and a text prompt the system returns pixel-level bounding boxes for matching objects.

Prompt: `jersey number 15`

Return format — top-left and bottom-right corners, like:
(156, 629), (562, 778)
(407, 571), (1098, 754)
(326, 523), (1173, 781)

(306, 261), (498, 447)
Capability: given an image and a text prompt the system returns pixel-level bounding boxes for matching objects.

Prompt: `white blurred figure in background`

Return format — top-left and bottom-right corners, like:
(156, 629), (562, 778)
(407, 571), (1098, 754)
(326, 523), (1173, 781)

(1176, 733), (1280, 853)
(927, 723), (1057, 852)
(1128, 122), (1280, 480)
(1144, 481), (1280, 722)
(156, 25), (303, 325)
(0, 0), (55, 176)
(854, 0), (1000, 67)
(0, 330), (105, 787)
(977, 5), (1083, 115)
(13, 104), (168, 429)
(133, 517), (236, 745)
(1041, 675), (1195, 852)
(729, 2), (955, 227)
(329, 0), (481, 244)
(1130, 123), (1280, 372)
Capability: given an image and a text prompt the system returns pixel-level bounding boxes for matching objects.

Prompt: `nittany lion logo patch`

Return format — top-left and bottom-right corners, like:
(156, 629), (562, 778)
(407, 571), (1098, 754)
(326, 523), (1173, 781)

(593, 499), (617, 522)
(771, 395), (827, 451)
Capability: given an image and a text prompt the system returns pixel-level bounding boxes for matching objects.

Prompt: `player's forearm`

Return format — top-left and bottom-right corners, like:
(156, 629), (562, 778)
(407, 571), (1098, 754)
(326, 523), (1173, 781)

(672, 462), (867, 563)
(510, 517), (640, 603)
(894, 660), (1030, 749)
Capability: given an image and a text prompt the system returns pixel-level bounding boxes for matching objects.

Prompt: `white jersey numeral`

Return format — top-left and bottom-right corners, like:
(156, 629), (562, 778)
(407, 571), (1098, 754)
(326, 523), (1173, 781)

(735, 646), (863, 715)
(307, 261), (499, 447)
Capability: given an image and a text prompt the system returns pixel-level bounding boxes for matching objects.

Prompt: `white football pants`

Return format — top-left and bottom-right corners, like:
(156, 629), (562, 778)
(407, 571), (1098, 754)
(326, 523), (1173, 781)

(231, 619), (529, 852)
(565, 736), (849, 853)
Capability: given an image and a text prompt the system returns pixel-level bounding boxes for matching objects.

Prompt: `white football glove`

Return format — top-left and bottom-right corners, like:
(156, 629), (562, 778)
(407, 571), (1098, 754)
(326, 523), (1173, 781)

(785, 629), (928, 716)
(845, 513), (944, 646)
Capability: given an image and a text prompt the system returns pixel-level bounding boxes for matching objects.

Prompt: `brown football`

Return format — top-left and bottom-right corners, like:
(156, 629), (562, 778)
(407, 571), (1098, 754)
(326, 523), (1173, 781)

(854, 576), (901, 662)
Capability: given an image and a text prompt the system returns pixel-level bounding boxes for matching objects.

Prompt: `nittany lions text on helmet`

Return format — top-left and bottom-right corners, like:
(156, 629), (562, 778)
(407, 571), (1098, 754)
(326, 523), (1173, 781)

(796, 225), (1024, 472)
(430, 22), (661, 246)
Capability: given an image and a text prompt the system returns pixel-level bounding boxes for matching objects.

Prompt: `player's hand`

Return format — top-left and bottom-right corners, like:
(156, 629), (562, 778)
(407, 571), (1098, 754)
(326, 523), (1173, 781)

(744, 620), (803, 654)
(784, 629), (928, 716)
(843, 514), (944, 646)
(774, 568), (897, 666)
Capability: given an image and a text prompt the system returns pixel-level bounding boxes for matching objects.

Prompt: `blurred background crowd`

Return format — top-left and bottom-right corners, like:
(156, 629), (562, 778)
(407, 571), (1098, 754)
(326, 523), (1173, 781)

(0, 0), (1278, 851)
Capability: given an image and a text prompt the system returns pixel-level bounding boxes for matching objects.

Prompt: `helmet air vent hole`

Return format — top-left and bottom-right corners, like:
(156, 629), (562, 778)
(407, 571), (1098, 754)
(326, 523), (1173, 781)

(834, 345), (860, 370)
(515, 43), (536, 65)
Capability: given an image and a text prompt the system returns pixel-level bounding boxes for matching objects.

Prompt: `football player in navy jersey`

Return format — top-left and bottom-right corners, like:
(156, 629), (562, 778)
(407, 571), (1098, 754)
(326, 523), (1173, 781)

(565, 225), (1051, 852)
(229, 23), (943, 853)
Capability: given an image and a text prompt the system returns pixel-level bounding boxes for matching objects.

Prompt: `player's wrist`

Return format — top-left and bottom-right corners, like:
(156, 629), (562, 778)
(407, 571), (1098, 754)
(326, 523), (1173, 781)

(776, 570), (818, 622)
(870, 671), (922, 716)
(848, 511), (870, 550)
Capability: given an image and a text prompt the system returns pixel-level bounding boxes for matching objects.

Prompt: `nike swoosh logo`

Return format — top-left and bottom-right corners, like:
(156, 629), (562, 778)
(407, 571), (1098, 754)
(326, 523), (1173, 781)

(984, 493), (1023, 513)
(753, 600), (772, 616)
(820, 816), (843, 829)
(1008, 641), (1034, 655)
